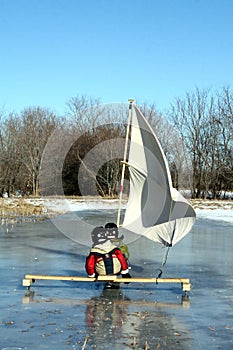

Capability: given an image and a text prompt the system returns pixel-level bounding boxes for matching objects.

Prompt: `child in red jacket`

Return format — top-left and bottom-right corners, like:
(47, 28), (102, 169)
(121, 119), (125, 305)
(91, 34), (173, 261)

(85, 226), (131, 280)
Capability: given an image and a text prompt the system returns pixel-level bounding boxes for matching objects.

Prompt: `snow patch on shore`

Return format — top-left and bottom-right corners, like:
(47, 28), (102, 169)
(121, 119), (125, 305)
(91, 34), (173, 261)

(195, 208), (233, 224)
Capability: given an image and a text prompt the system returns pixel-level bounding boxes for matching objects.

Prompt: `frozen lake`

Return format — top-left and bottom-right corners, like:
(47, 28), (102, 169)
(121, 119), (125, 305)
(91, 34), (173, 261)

(0, 209), (233, 349)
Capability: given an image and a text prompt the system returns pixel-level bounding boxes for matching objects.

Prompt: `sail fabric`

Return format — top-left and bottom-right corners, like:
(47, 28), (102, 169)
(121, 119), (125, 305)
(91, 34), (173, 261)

(122, 105), (196, 246)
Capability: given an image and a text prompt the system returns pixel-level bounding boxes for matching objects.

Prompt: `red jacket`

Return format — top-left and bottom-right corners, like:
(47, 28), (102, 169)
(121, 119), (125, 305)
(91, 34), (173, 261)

(86, 243), (129, 277)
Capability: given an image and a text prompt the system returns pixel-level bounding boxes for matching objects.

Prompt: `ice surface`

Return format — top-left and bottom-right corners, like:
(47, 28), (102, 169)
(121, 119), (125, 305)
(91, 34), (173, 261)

(1, 208), (233, 349)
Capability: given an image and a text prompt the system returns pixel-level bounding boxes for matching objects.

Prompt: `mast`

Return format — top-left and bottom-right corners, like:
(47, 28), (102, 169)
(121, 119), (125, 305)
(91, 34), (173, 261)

(116, 99), (134, 227)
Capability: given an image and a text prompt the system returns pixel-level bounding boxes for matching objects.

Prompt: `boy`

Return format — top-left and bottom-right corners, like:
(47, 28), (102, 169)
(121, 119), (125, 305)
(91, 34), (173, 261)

(85, 226), (131, 281)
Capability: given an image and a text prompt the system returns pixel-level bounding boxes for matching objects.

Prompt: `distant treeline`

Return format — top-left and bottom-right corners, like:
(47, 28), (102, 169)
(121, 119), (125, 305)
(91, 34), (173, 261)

(0, 87), (232, 199)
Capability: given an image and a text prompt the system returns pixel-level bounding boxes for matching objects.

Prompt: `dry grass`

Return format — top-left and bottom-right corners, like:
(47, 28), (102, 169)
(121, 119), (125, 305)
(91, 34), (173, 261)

(190, 198), (233, 210)
(0, 198), (45, 219)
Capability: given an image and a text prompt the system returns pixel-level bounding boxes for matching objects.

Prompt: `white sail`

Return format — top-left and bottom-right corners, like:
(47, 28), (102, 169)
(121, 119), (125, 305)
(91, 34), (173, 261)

(122, 105), (196, 246)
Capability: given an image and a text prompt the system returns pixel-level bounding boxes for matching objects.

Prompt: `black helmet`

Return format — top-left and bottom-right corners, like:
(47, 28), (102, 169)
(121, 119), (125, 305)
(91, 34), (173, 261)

(105, 222), (117, 228)
(91, 226), (108, 245)
(105, 222), (122, 240)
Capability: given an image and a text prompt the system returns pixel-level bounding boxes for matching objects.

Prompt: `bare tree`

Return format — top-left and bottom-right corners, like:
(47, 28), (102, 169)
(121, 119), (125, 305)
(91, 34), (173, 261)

(65, 95), (105, 133)
(214, 86), (233, 197)
(169, 86), (233, 198)
(63, 97), (128, 197)
(0, 113), (22, 196)
(169, 88), (216, 198)
(17, 107), (59, 196)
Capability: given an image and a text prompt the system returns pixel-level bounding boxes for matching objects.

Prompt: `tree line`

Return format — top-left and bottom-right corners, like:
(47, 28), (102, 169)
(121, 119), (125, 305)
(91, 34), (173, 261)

(0, 88), (232, 199)
(170, 86), (233, 199)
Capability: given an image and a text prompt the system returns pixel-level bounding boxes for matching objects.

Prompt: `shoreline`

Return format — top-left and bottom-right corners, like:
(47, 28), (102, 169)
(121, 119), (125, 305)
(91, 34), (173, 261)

(1, 196), (233, 224)
(0, 196), (123, 219)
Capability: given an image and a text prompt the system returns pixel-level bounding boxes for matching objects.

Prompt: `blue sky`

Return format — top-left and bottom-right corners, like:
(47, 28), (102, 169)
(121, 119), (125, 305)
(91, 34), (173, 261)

(1, 0), (233, 116)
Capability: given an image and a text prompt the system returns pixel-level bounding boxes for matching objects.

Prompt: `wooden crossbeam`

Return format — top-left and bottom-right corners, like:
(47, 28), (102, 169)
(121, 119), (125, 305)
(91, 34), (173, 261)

(22, 274), (191, 292)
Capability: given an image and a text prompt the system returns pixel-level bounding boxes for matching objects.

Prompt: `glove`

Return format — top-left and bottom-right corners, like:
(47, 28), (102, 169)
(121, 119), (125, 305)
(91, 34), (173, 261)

(122, 272), (131, 284)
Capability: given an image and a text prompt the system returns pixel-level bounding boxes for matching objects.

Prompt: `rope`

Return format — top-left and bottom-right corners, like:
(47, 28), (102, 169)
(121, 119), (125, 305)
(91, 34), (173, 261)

(155, 246), (170, 279)
(157, 211), (177, 277)
(156, 218), (176, 278)
(162, 245), (171, 267)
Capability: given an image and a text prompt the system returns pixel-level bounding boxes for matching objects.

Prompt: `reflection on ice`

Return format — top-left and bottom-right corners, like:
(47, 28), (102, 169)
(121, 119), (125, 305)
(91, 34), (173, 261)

(22, 286), (191, 350)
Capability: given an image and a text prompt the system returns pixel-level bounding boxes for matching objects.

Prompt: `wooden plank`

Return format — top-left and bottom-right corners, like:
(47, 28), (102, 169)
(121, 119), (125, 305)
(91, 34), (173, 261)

(24, 274), (190, 283)
(23, 274), (191, 291)
(24, 274), (96, 282)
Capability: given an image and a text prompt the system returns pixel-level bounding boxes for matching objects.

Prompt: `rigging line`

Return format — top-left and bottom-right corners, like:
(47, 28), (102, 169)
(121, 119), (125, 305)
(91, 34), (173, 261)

(116, 99), (134, 227)
(159, 215), (177, 277)
(157, 244), (170, 278)
(162, 246), (171, 267)
(159, 200), (176, 276)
